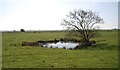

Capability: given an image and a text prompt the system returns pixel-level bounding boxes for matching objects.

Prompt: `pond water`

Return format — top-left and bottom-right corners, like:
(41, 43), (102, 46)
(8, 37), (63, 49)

(43, 42), (79, 49)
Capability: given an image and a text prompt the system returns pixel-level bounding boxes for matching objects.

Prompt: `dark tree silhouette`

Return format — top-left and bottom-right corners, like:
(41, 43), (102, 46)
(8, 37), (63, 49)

(20, 29), (25, 32)
(61, 9), (104, 46)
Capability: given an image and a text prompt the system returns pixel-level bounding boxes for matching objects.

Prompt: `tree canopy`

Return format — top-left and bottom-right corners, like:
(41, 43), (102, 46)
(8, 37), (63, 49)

(61, 9), (104, 44)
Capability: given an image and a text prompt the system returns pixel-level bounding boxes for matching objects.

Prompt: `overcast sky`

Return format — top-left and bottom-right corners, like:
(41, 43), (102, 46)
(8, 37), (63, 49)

(0, 0), (119, 31)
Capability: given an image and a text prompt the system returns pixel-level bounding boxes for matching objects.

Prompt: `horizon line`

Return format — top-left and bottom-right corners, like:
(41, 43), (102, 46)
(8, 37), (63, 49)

(0, 28), (119, 32)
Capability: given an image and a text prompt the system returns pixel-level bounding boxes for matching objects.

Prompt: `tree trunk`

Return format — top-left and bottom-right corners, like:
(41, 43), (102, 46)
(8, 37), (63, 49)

(81, 38), (91, 47)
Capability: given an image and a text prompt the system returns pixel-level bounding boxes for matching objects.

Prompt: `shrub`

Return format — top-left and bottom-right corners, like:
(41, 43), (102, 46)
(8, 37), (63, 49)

(20, 29), (25, 32)
(62, 47), (66, 49)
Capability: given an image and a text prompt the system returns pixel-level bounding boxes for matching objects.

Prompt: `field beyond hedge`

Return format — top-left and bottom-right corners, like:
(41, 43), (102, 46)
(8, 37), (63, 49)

(2, 30), (118, 68)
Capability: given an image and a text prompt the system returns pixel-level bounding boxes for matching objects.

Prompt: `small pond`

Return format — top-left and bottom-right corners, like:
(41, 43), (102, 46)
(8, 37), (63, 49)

(43, 42), (79, 49)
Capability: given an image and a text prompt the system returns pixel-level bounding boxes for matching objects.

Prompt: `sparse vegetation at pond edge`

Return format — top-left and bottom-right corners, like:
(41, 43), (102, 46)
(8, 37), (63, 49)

(21, 38), (96, 49)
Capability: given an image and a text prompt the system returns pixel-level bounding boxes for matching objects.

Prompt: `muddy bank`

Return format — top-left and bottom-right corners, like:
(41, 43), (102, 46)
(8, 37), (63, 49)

(22, 38), (81, 46)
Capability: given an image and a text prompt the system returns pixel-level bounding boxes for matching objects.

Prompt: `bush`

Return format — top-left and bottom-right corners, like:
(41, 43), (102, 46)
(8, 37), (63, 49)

(69, 48), (73, 50)
(20, 29), (25, 32)
(50, 46), (53, 48)
(90, 40), (96, 44)
(62, 47), (66, 49)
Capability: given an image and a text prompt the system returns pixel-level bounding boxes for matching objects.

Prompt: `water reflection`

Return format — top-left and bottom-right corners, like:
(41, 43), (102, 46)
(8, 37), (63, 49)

(43, 42), (79, 49)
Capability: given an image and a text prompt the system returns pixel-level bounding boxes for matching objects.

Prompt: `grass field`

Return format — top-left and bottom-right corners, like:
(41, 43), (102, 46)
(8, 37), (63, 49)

(2, 30), (118, 68)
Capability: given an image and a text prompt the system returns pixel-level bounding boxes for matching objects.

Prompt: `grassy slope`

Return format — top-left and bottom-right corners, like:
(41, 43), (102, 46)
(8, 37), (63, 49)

(2, 31), (118, 68)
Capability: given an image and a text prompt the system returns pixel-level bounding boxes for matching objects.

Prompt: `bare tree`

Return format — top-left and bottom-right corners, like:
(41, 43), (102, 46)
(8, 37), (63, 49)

(61, 9), (104, 45)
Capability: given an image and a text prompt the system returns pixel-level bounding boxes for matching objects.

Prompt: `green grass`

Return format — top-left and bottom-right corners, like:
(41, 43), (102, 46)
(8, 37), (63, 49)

(2, 31), (118, 68)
